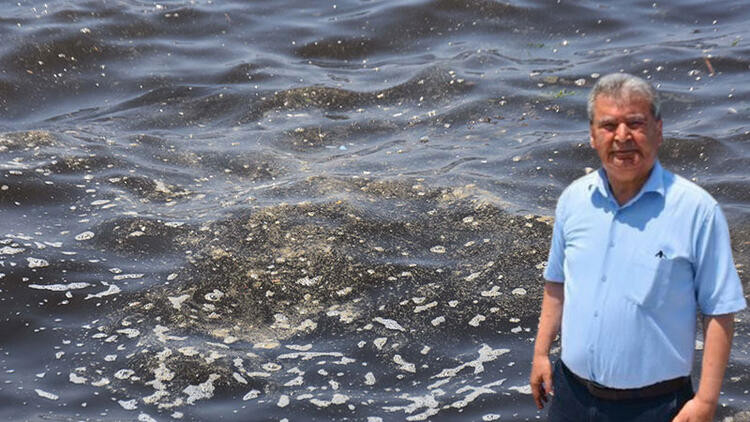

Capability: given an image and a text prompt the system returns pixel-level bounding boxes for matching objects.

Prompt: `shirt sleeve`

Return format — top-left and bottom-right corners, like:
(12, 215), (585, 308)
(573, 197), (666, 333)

(543, 192), (566, 283)
(694, 204), (747, 315)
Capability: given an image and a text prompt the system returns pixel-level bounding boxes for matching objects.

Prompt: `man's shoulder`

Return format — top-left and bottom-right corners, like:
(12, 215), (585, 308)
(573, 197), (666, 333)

(560, 170), (600, 201)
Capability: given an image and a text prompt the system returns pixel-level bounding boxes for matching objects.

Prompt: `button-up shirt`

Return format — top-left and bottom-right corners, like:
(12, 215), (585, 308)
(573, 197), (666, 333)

(544, 161), (746, 388)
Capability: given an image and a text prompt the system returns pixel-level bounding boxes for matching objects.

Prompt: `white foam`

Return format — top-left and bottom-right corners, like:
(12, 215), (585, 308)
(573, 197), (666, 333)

(29, 282), (90, 291)
(85, 284), (120, 299)
(35, 389), (59, 400)
(373, 317), (406, 332)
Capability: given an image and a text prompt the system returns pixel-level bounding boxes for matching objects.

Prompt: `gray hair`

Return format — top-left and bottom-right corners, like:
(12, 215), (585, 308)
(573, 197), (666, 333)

(587, 73), (661, 122)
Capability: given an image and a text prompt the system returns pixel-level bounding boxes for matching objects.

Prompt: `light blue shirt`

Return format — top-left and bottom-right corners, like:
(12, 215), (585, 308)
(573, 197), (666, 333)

(544, 161), (746, 389)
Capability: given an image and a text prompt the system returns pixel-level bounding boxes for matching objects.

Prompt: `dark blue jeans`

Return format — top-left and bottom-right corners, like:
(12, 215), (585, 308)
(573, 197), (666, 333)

(548, 360), (694, 422)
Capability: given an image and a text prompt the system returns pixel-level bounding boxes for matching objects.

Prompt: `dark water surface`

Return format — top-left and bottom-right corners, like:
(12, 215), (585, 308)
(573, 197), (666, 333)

(1, 0), (749, 421)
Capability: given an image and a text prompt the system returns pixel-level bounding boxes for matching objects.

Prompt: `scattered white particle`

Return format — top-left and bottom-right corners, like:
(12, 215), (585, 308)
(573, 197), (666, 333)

(431, 316), (445, 326)
(374, 317), (406, 331)
(433, 344), (510, 378)
(368, 418), (383, 422)
(373, 337), (387, 350)
(85, 284), (121, 299)
(465, 272), (481, 282)
(262, 362), (282, 372)
(574, 78), (586, 86)
(695, 340), (704, 350)
(508, 385), (532, 395)
(286, 344), (313, 351)
(310, 393), (349, 408)
(510, 326), (523, 334)
(116, 328), (140, 338)
(283, 373), (305, 388)
(233, 372), (248, 384)
(167, 294), (190, 310)
(171, 412), (184, 419)
(481, 286), (501, 297)
(35, 389), (59, 400)
(277, 394), (290, 407)
(80, 27), (91, 34)
(55, 351), (65, 359)
(0, 246), (24, 255)
(243, 390), (261, 401)
(27, 257), (49, 268)
(69, 373), (87, 384)
(183, 374), (220, 404)
(365, 372), (376, 385)
(118, 399), (138, 410)
(429, 246), (446, 254)
(296, 275), (322, 286)
(483, 413), (501, 421)
(113, 273), (143, 281)
(91, 377), (110, 387)
(115, 369), (136, 380)
(421, 346), (431, 355)
(36, 372), (45, 378)
(511, 288), (527, 296)
(104, 354), (117, 362)
(414, 301), (437, 313)
(75, 231), (95, 241)
(138, 414), (158, 422)
(254, 340), (281, 349)
(469, 314), (486, 327)
(393, 355), (416, 373)
(29, 282), (90, 291)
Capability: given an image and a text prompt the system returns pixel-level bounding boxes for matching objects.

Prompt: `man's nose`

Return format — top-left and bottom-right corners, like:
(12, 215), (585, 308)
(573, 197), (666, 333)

(614, 122), (630, 142)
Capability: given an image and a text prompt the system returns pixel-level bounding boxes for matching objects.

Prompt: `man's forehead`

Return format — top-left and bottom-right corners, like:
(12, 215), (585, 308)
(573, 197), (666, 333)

(592, 93), (653, 118)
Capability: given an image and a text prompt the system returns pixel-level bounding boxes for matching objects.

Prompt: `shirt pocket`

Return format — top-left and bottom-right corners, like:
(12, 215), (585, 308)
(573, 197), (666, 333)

(626, 251), (674, 308)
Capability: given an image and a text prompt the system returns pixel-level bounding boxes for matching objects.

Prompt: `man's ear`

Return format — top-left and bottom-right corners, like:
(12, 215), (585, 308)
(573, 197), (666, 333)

(656, 119), (663, 147)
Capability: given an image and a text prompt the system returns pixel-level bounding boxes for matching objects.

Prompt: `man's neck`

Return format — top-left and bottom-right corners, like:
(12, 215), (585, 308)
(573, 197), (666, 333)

(608, 174), (649, 206)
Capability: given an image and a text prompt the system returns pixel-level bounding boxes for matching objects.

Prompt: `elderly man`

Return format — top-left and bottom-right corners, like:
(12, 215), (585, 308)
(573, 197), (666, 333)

(530, 73), (746, 421)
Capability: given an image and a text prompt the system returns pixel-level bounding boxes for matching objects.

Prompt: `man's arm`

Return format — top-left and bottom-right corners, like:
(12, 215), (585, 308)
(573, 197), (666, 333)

(530, 281), (564, 409)
(673, 313), (735, 422)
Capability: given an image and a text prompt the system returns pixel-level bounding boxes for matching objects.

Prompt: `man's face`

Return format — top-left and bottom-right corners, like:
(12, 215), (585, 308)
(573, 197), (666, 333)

(589, 94), (663, 187)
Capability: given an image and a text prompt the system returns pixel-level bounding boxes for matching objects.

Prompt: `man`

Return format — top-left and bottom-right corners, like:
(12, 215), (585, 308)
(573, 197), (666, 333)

(530, 73), (746, 421)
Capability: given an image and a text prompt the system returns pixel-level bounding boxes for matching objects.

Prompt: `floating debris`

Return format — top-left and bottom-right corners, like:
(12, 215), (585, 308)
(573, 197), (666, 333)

(183, 374), (220, 405)
(393, 355), (416, 373)
(429, 245), (446, 254)
(29, 282), (90, 291)
(373, 317), (406, 332)
(277, 394), (290, 408)
(511, 288), (527, 296)
(243, 390), (261, 401)
(75, 231), (95, 241)
(26, 257), (49, 268)
(468, 314), (486, 327)
(34, 389), (59, 400)
(85, 284), (121, 299)
(118, 399), (138, 410)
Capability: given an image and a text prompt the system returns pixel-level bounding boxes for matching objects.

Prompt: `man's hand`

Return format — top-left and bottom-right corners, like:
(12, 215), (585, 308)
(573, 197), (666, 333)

(671, 396), (715, 422)
(530, 282), (564, 410)
(530, 354), (554, 409)
(673, 314), (734, 421)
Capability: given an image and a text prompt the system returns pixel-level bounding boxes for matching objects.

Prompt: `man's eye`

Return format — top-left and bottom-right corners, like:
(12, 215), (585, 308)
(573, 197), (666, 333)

(602, 124), (616, 131)
(627, 120), (645, 128)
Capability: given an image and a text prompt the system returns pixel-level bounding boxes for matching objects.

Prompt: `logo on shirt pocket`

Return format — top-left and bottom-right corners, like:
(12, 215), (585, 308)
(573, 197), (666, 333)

(627, 250), (674, 308)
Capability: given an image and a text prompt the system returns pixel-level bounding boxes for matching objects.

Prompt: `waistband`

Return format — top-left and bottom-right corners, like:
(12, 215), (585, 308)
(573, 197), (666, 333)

(561, 361), (691, 401)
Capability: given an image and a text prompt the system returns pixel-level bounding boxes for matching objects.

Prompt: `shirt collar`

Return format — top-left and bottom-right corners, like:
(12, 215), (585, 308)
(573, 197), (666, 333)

(593, 160), (665, 205)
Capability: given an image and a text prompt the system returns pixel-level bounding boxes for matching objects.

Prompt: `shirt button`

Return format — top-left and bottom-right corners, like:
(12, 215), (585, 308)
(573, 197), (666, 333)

(594, 311), (598, 317)
(601, 275), (606, 282)
(609, 241), (615, 248)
